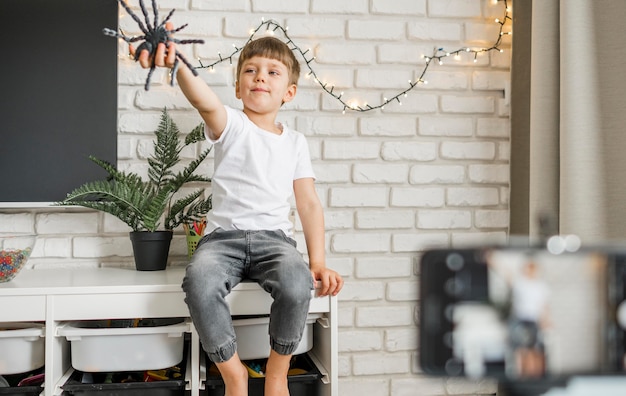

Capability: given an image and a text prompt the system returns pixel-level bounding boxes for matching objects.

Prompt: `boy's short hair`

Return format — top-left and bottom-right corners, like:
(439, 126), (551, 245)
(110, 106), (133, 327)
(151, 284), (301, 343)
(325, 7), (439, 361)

(236, 36), (301, 86)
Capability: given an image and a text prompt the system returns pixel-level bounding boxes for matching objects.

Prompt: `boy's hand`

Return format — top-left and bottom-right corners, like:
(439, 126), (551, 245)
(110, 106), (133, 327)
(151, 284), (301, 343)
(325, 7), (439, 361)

(311, 267), (343, 297)
(129, 22), (177, 69)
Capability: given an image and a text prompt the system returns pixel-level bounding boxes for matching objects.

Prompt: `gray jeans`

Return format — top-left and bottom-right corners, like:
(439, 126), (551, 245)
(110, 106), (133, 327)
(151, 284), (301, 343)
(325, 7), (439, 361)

(182, 228), (314, 363)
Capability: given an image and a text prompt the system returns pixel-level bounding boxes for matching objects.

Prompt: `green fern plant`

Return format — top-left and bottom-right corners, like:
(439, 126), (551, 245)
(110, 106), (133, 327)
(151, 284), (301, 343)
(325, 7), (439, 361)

(57, 108), (212, 232)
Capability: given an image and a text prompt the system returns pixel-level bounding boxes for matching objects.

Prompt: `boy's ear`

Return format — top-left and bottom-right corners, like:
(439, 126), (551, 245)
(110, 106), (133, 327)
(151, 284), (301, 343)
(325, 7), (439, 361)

(282, 83), (297, 103)
(235, 80), (241, 99)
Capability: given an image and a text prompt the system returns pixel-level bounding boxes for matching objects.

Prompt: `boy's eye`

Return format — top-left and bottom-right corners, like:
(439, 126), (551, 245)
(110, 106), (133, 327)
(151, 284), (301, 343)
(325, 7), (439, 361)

(244, 69), (255, 73)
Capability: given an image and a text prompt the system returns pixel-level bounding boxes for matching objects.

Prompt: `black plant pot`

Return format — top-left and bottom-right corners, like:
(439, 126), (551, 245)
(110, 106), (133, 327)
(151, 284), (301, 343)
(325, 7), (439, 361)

(129, 231), (173, 271)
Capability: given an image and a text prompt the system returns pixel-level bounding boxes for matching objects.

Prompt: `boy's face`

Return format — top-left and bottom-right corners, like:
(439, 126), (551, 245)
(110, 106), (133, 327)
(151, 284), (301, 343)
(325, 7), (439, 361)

(235, 56), (297, 114)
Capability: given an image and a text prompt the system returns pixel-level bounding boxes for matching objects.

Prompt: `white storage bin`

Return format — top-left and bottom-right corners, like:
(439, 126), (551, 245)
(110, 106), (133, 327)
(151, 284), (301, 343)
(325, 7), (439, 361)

(0, 322), (45, 375)
(234, 314), (321, 360)
(57, 318), (189, 372)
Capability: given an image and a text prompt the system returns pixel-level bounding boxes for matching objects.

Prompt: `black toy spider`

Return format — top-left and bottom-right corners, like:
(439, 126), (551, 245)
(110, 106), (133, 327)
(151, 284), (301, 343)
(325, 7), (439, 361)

(103, 0), (205, 90)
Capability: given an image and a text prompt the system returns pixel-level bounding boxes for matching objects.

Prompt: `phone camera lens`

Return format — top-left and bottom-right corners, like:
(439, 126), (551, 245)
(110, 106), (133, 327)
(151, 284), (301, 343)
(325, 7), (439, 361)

(446, 253), (465, 271)
(444, 277), (465, 296)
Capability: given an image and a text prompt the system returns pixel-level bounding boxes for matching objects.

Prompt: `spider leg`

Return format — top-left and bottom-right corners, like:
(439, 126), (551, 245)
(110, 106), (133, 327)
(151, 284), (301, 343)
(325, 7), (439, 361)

(117, 0), (149, 35)
(144, 65), (156, 91)
(176, 51), (200, 77)
(170, 24), (188, 34)
(138, 0), (152, 31)
(171, 38), (206, 45)
(170, 60), (180, 86)
(152, 0), (159, 30)
(161, 8), (176, 27)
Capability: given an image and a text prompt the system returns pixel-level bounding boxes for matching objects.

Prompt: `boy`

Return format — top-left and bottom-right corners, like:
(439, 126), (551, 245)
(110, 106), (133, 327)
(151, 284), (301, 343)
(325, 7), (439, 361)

(134, 27), (343, 396)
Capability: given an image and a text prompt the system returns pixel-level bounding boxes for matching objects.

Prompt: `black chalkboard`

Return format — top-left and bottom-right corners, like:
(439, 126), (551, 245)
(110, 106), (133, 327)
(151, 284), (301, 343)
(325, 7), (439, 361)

(0, 0), (118, 204)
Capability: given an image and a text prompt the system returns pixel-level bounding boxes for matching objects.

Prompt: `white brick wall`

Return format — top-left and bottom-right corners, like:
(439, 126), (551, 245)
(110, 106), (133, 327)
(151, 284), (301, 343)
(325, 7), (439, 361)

(2, 0), (510, 394)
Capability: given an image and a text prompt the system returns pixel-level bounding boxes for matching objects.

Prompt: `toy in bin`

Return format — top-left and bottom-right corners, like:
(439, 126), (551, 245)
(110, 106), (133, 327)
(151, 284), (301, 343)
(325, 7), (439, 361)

(0, 234), (36, 282)
(183, 220), (206, 258)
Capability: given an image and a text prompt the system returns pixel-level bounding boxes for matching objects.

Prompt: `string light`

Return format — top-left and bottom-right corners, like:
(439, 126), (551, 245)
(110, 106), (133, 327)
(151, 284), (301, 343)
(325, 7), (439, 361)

(195, 0), (512, 112)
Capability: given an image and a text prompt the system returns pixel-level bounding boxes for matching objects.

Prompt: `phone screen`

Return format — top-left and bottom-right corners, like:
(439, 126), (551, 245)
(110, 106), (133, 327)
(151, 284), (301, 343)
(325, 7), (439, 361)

(420, 247), (625, 380)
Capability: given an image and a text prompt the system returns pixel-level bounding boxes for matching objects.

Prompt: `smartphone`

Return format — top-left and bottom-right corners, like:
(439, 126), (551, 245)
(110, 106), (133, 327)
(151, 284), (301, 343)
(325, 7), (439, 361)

(419, 246), (626, 380)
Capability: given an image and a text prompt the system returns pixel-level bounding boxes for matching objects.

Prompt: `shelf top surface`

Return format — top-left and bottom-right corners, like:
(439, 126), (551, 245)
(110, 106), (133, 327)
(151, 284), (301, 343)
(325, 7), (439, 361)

(0, 267), (268, 296)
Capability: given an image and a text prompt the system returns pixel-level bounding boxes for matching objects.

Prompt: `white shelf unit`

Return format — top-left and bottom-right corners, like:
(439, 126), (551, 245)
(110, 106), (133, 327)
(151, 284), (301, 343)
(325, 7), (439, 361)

(0, 267), (337, 396)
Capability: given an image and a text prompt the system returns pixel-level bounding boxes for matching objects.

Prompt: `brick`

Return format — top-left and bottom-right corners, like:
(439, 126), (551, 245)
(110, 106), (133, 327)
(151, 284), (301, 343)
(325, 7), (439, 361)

(355, 210), (414, 229)
(338, 306), (355, 327)
(473, 70), (510, 90)
(357, 306), (414, 327)
(391, 377), (447, 396)
(326, 257), (354, 277)
(428, 0), (481, 18)
(447, 187), (500, 206)
(283, 18), (344, 39)
(477, 117), (510, 138)
(135, 88), (196, 111)
(356, 69), (415, 89)
(441, 95), (495, 114)
(385, 328), (419, 352)
(381, 142), (437, 161)
(419, 117), (473, 137)
(387, 281), (419, 301)
(0, 213), (35, 233)
(339, 379), (389, 396)
(408, 21), (462, 41)
(465, 22), (502, 45)
(419, 71), (468, 90)
(38, 237), (72, 258)
(339, 330), (383, 352)
(331, 233), (390, 253)
(73, 236), (133, 258)
(409, 165), (466, 184)
(314, 43), (376, 65)
(297, 116), (356, 137)
(356, 256), (413, 278)
(251, 0), (307, 13)
(360, 118), (417, 138)
(353, 164), (409, 184)
(498, 141), (510, 161)
(314, 164), (351, 183)
(390, 187), (445, 208)
(329, 187), (388, 208)
(441, 141), (496, 160)
(324, 210), (355, 230)
(452, 231), (507, 246)
(372, 0), (426, 15)
(311, 0), (368, 14)
(168, 12), (221, 37)
(191, 0), (248, 11)
(381, 93), (439, 114)
(347, 20), (405, 41)
(417, 210), (471, 229)
(323, 140), (380, 160)
(468, 164), (509, 183)
(339, 281), (385, 301)
(392, 233), (449, 252)
(37, 212), (100, 234)
(475, 209), (509, 229)
(378, 44), (431, 65)
(353, 352), (411, 375)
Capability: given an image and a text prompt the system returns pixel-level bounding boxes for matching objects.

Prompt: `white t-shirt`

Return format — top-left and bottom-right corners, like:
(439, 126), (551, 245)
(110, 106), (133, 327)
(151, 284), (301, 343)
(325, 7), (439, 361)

(204, 106), (315, 236)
